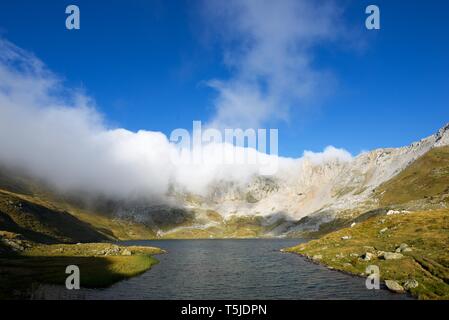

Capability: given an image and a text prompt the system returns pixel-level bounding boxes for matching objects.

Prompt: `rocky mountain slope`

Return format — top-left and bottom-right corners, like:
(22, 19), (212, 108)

(156, 123), (449, 237)
(1, 123), (449, 242)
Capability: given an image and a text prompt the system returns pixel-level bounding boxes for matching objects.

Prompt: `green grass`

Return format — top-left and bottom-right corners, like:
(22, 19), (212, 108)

(0, 170), (166, 298)
(0, 243), (164, 299)
(23, 242), (164, 257)
(284, 209), (449, 299)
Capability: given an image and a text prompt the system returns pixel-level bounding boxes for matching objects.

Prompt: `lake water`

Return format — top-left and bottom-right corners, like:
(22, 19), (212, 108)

(40, 239), (411, 299)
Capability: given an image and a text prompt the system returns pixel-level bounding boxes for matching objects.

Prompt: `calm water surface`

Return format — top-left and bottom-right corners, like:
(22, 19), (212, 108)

(43, 239), (411, 299)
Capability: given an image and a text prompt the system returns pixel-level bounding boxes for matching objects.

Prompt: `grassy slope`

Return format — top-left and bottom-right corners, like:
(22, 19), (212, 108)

(0, 188), (157, 243)
(285, 210), (449, 299)
(0, 243), (164, 299)
(0, 170), (163, 298)
(376, 146), (449, 206)
(0, 190), (109, 243)
(0, 166), (158, 242)
(286, 146), (449, 299)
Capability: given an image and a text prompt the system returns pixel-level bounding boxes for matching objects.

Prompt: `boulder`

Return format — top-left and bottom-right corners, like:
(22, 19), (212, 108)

(387, 210), (409, 215)
(387, 210), (400, 216)
(385, 280), (405, 293)
(362, 252), (374, 261)
(403, 279), (419, 290)
(341, 235), (352, 240)
(379, 227), (388, 234)
(379, 252), (404, 260)
(122, 249), (132, 256)
(312, 254), (323, 261)
(395, 243), (412, 253)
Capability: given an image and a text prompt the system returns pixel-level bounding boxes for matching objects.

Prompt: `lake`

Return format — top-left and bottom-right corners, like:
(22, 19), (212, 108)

(39, 239), (411, 299)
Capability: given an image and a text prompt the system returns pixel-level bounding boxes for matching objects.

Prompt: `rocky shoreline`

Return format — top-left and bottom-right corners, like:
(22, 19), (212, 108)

(283, 209), (449, 299)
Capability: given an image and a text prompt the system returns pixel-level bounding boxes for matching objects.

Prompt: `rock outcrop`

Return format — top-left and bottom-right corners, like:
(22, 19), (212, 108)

(385, 280), (405, 293)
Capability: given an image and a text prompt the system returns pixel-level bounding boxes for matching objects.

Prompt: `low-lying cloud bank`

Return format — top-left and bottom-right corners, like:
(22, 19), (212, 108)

(0, 39), (352, 201)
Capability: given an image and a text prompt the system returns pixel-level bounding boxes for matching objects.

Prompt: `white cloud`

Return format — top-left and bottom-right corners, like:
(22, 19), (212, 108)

(303, 146), (353, 165)
(0, 38), (352, 201)
(0, 39), (172, 199)
(202, 0), (342, 129)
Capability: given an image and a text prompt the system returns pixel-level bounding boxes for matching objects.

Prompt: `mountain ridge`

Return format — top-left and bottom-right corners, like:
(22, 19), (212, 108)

(160, 122), (449, 237)
(1, 123), (449, 241)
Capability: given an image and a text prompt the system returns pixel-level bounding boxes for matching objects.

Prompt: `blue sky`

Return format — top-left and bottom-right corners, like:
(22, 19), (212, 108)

(0, 0), (448, 157)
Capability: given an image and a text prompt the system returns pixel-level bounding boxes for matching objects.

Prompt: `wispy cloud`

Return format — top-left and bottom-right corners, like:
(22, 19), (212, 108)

(202, 0), (343, 129)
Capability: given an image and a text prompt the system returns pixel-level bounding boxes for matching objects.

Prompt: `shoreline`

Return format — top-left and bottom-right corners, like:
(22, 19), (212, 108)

(0, 242), (165, 299)
(281, 248), (415, 299)
(282, 209), (449, 300)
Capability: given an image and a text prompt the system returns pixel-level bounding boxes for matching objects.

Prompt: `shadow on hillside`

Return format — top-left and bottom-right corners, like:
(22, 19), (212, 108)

(0, 254), (136, 300)
(0, 211), (61, 243)
(0, 191), (109, 243)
